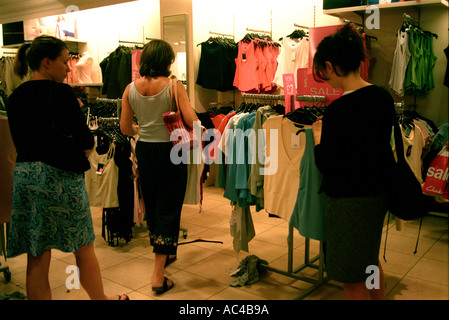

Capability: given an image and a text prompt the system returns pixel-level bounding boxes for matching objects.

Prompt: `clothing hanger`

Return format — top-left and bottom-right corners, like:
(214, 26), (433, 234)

(286, 29), (308, 40)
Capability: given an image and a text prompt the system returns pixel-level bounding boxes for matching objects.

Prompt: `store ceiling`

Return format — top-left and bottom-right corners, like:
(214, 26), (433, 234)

(0, 0), (137, 24)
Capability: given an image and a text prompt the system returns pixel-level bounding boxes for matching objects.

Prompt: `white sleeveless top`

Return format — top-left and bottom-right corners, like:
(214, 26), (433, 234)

(389, 30), (411, 97)
(85, 141), (119, 208)
(129, 81), (172, 142)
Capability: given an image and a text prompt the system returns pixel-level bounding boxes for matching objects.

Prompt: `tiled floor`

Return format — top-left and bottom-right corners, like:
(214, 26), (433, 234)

(1, 186), (448, 300)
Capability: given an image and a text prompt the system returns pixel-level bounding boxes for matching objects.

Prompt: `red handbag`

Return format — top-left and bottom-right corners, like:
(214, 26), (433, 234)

(162, 79), (198, 150)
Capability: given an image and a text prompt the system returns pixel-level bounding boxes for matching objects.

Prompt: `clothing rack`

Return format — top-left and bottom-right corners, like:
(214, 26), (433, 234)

(86, 98), (122, 127)
(395, 101), (408, 113)
(238, 92), (329, 300)
(242, 94), (326, 102)
(209, 101), (235, 108)
(296, 95), (327, 103)
(98, 117), (119, 124)
(403, 13), (420, 25)
(242, 93), (284, 101)
(209, 31), (235, 40)
(118, 40), (145, 47)
(246, 28), (272, 38)
(242, 93), (288, 107)
(96, 97), (122, 103)
(294, 23), (309, 30)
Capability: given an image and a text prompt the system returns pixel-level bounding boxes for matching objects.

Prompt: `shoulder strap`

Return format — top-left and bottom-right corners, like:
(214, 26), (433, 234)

(393, 118), (406, 163)
(169, 78), (179, 112)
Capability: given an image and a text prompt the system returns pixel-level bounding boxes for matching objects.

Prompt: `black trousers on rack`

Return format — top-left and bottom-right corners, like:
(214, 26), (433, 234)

(136, 141), (187, 256)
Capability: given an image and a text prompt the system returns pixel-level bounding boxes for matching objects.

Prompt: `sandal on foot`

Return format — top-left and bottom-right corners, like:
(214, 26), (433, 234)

(165, 255), (177, 267)
(118, 294), (130, 300)
(152, 277), (174, 294)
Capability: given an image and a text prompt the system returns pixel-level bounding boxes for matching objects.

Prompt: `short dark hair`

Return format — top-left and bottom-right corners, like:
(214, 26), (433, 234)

(312, 24), (366, 82)
(14, 35), (68, 79)
(139, 39), (175, 78)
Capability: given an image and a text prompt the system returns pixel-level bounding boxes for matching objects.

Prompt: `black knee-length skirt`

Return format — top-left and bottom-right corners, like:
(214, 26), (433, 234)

(324, 194), (387, 284)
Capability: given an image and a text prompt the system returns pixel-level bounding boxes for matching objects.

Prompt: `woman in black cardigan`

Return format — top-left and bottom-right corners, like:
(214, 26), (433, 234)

(312, 25), (396, 300)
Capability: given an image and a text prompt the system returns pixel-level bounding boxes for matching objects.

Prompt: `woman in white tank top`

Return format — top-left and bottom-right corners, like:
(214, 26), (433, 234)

(120, 40), (198, 295)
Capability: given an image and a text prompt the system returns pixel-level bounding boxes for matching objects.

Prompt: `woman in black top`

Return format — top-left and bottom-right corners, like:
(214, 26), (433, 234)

(7, 36), (128, 300)
(312, 25), (396, 300)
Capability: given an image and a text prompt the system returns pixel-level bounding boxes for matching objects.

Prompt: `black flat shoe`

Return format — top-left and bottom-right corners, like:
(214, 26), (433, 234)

(152, 277), (174, 295)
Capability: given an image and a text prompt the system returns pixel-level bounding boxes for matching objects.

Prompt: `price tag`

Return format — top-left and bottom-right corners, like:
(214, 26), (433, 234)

(291, 133), (300, 149)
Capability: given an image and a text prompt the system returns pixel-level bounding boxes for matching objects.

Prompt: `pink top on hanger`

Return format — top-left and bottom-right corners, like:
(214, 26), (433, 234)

(234, 40), (259, 92)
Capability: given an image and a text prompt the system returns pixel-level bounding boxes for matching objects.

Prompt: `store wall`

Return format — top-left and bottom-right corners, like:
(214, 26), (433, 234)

(75, 0), (160, 71)
(0, 0), (161, 82)
(191, 0), (342, 112)
(1, 0), (447, 125)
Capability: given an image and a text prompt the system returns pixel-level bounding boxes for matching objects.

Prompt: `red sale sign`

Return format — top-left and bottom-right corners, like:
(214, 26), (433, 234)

(297, 68), (343, 106)
(283, 73), (300, 113)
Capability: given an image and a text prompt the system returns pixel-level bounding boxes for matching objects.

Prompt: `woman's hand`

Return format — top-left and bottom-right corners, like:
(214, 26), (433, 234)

(312, 116), (323, 146)
(132, 124), (140, 136)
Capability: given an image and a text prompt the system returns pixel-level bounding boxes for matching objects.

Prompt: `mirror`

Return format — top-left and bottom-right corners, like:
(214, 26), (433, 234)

(163, 14), (188, 94)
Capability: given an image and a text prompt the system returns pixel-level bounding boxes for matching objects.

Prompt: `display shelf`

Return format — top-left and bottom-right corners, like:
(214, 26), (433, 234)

(1, 42), (28, 49)
(324, 0), (448, 20)
(63, 38), (87, 44)
(2, 38), (87, 49)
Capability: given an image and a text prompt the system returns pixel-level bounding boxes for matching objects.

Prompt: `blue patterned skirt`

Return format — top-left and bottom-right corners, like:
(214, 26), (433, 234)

(7, 161), (95, 258)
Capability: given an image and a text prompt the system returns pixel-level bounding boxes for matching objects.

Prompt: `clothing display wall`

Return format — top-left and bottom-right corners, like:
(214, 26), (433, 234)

(196, 37), (238, 92)
(389, 20), (438, 97)
(233, 35), (280, 93)
(273, 37), (309, 88)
